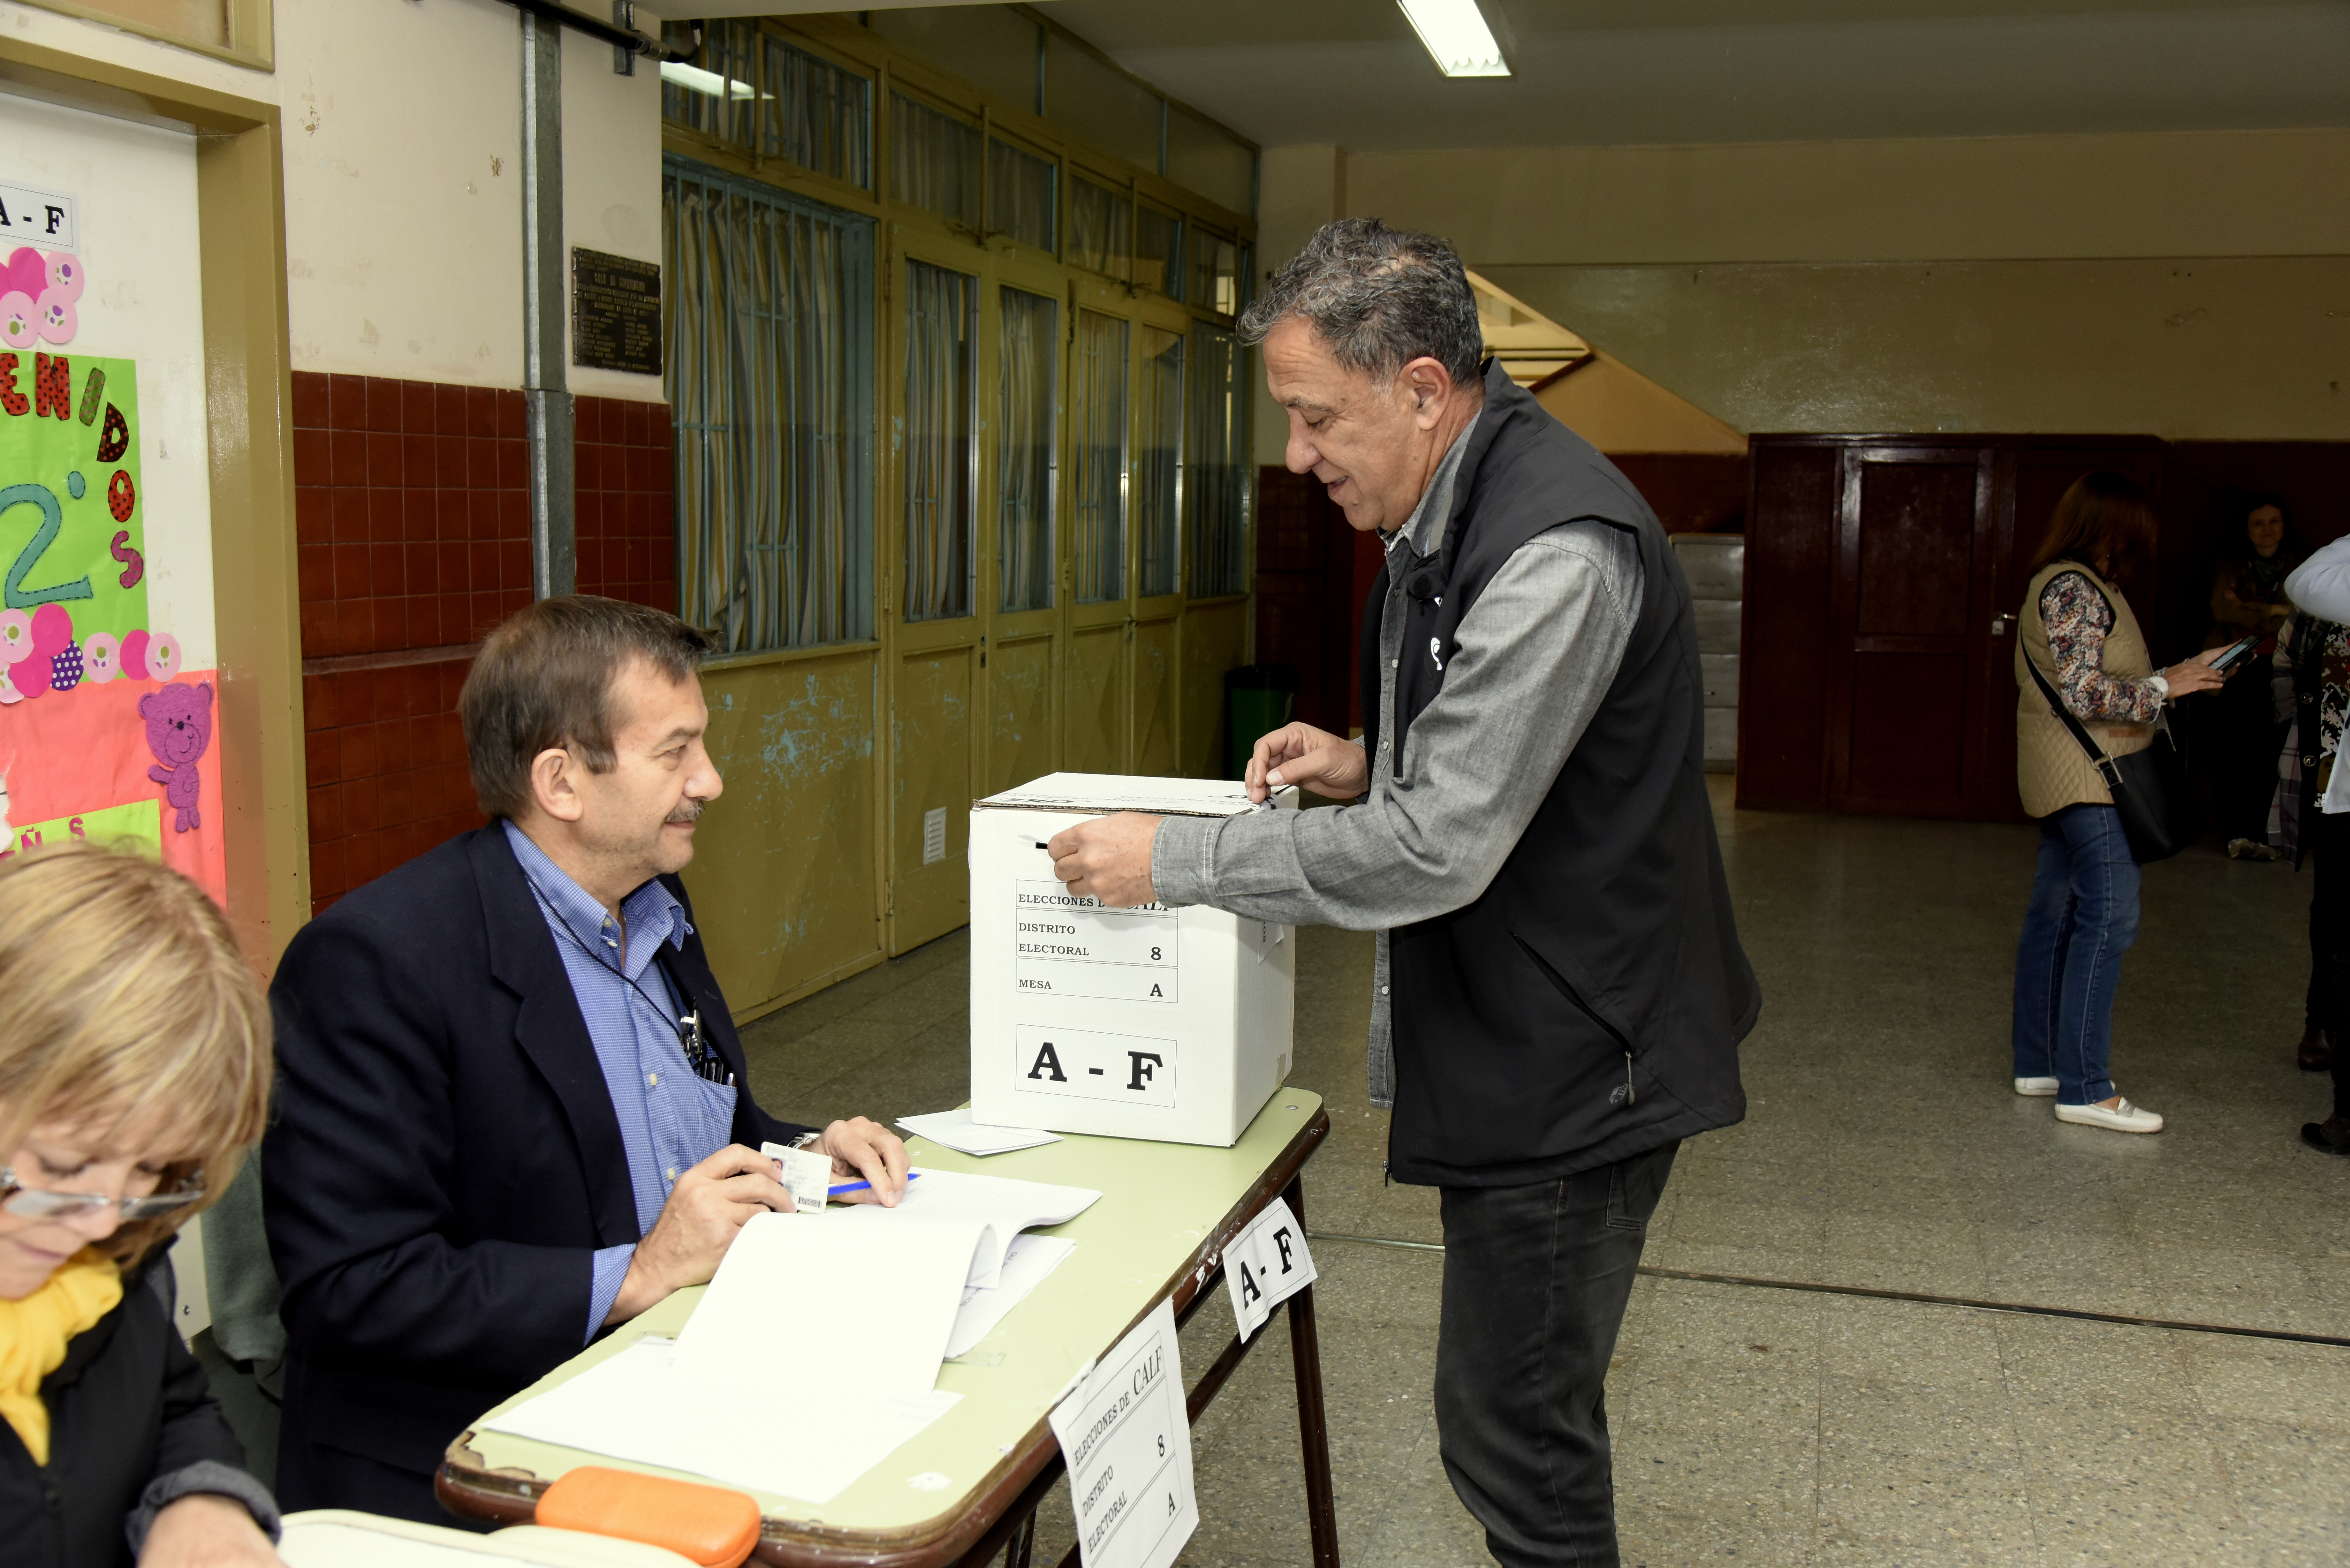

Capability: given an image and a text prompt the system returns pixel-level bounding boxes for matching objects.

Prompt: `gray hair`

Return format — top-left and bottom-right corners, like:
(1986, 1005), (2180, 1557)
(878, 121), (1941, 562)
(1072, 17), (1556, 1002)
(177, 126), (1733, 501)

(1237, 218), (1484, 390)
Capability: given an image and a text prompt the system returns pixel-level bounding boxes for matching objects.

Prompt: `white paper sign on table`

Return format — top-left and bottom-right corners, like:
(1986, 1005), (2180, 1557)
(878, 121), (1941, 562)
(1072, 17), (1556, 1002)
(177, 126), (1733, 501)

(897, 1108), (1062, 1157)
(1047, 1299), (1196, 1568)
(1221, 1195), (1316, 1344)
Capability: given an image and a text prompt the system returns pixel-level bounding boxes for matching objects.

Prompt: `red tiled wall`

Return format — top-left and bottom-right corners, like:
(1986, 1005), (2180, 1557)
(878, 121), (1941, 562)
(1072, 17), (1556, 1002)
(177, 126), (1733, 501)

(575, 395), (677, 612)
(294, 372), (676, 913)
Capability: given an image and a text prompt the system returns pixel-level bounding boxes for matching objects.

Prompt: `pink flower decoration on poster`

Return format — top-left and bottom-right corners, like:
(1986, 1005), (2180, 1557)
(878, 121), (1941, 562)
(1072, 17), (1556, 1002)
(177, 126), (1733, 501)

(43, 252), (83, 304)
(83, 631), (119, 683)
(0, 609), (31, 664)
(0, 293), (36, 351)
(144, 631), (182, 682)
(0, 663), (21, 704)
(34, 296), (72, 344)
(1, 249), (47, 301)
(27, 604), (71, 662)
(118, 628), (151, 680)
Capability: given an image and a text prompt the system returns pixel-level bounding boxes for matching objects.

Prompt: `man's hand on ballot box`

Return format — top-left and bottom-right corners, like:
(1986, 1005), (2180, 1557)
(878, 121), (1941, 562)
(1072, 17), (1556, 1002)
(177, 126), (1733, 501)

(1049, 812), (1164, 908)
(1246, 721), (1368, 804)
(603, 1119), (910, 1325)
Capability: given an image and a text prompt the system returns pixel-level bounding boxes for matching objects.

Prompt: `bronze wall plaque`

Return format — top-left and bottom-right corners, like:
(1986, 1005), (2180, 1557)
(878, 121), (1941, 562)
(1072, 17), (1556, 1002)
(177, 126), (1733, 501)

(572, 249), (661, 375)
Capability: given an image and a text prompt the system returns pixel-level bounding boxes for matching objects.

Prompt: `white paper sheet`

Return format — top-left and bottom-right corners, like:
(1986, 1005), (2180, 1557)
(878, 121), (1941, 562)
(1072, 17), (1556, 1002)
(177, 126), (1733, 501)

(671, 1209), (993, 1400)
(1048, 1299), (1196, 1568)
(898, 1108), (1062, 1157)
(833, 1167), (1100, 1289)
(481, 1339), (957, 1506)
(945, 1234), (1075, 1359)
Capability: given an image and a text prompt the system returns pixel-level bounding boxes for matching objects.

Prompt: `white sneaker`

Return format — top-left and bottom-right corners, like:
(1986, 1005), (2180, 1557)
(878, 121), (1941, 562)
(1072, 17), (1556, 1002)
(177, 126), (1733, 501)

(2014, 1077), (2059, 1096)
(2054, 1097), (2165, 1133)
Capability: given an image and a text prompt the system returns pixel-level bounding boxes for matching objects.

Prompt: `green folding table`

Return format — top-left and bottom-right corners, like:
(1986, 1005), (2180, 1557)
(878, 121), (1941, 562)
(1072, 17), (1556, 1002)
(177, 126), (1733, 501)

(436, 1092), (1339, 1568)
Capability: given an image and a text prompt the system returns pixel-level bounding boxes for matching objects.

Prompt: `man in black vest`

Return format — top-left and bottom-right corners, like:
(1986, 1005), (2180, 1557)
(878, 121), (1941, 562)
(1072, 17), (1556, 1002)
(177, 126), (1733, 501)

(1049, 218), (1759, 1567)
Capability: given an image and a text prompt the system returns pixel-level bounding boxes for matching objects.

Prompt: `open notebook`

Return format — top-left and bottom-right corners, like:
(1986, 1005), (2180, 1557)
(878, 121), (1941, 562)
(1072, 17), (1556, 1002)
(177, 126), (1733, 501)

(480, 1169), (1099, 1504)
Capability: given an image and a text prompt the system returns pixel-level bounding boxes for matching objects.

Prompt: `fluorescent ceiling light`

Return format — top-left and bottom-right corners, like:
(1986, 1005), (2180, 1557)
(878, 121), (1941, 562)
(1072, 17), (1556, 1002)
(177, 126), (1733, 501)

(1397, 0), (1510, 78)
(659, 60), (761, 101)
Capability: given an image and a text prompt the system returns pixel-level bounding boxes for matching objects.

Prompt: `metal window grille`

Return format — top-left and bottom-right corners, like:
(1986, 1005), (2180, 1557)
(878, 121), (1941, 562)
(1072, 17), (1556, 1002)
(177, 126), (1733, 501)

(1184, 321), (1247, 597)
(1137, 326), (1183, 597)
(1072, 310), (1129, 605)
(998, 287), (1058, 614)
(904, 260), (978, 622)
(664, 157), (875, 653)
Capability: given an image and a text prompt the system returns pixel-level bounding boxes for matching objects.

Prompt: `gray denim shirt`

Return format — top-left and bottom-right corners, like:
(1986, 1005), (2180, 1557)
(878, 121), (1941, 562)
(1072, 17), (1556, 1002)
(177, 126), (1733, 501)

(1151, 409), (1644, 1107)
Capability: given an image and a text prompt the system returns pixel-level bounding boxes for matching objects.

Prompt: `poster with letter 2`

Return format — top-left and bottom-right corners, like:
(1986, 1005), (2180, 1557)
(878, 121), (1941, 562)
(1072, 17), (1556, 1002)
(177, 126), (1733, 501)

(0, 344), (224, 904)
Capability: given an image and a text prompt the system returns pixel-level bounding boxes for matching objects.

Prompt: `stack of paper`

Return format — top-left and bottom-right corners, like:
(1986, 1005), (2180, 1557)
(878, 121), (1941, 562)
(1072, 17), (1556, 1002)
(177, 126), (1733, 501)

(478, 1168), (1101, 1504)
(898, 1108), (1061, 1157)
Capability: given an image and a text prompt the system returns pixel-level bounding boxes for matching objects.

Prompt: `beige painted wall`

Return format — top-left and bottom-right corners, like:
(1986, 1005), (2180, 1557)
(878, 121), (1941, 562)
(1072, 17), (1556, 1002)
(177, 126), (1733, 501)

(1, 0), (664, 399)
(1257, 128), (2350, 441)
(1535, 353), (1747, 455)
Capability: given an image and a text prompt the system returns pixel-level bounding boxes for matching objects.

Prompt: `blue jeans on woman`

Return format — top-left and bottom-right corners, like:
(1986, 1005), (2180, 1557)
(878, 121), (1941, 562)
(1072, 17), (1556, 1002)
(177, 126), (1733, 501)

(2012, 803), (2140, 1104)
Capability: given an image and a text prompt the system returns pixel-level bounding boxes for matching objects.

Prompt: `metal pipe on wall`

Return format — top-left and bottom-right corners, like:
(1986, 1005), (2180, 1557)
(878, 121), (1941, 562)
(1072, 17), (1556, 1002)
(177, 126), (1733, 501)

(520, 5), (575, 599)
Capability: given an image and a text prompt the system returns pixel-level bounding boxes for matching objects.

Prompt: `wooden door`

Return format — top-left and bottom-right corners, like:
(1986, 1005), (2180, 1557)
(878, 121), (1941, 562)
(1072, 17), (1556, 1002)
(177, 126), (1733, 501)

(1827, 446), (1996, 817)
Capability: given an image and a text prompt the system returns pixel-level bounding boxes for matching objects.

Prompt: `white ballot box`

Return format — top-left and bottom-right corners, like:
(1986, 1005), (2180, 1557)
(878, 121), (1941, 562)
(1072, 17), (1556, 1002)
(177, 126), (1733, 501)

(969, 773), (1297, 1147)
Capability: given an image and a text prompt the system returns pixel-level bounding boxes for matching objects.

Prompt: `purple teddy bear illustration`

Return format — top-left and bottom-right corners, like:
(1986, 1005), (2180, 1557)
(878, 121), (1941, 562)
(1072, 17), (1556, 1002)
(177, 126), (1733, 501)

(140, 681), (214, 833)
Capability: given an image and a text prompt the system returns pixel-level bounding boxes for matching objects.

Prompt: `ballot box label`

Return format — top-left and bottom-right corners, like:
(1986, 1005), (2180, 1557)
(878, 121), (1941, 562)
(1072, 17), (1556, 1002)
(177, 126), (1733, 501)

(1015, 1024), (1177, 1108)
(1049, 1297), (1197, 1568)
(1014, 880), (1180, 1003)
(1222, 1195), (1316, 1343)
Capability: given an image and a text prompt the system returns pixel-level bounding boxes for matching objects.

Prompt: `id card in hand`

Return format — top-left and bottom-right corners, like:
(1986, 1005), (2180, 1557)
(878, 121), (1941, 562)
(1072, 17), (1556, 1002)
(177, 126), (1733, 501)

(760, 1141), (831, 1214)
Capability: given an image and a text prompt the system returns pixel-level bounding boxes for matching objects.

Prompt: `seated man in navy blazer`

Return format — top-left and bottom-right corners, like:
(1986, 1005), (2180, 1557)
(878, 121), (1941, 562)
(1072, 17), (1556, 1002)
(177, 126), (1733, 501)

(263, 595), (909, 1523)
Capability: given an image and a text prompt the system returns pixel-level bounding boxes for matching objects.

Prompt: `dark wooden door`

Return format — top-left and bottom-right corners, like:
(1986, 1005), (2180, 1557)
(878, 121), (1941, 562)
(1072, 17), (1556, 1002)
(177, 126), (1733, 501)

(1827, 446), (1997, 817)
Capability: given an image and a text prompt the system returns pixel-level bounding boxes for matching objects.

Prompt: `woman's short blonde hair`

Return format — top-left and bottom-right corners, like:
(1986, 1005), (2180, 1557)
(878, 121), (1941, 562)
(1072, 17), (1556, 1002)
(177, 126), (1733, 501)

(0, 842), (271, 1266)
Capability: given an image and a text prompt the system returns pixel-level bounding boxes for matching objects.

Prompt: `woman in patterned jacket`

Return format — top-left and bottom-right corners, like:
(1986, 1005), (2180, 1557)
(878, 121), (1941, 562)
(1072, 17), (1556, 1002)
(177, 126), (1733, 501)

(2011, 471), (2231, 1134)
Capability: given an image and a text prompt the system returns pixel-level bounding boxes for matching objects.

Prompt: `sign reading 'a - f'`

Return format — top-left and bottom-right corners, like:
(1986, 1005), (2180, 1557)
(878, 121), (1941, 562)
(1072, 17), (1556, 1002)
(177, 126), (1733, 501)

(1016, 1023), (1177, 1108)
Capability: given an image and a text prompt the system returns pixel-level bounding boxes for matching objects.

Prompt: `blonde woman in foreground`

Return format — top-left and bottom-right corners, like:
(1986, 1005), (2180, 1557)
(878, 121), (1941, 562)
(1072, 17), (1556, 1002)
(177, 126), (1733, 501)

(0, 843), (281, 1566)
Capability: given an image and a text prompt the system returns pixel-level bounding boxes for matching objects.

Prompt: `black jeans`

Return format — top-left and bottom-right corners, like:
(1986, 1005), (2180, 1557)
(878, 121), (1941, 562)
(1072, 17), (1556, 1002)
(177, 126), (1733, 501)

(1435, 1140), (1679, 1568)
(2309, 809), (2350, 1119)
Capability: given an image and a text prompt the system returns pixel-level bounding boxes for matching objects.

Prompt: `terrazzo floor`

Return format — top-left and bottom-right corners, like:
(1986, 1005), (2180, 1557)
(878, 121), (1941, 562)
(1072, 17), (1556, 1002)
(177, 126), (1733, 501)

(743, 780), (2350, 1567)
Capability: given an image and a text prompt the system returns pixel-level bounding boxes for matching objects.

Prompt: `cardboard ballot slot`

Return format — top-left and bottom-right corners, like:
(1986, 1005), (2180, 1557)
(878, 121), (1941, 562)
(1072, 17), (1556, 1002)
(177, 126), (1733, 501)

(970, 773), (1297, 1147)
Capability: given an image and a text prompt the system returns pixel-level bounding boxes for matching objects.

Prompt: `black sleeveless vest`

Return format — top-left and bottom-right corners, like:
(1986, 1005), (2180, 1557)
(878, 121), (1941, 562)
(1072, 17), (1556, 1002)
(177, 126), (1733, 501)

(1361, 363), (1759, 1186)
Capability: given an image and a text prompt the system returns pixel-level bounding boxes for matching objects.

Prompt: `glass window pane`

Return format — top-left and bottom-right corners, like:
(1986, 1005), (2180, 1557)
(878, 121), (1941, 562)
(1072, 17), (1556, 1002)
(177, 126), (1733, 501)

(665, 159), (876, 653)
(891, 94), (981, 228)
(1165, 103), (1255, 214)
(1072, 311), (1130, 605)
(661, 20), (762, 147)
(904, 260), (977, 622)
(1138, 326), (1183, 598)
(869, 6), (1041, 113)
(1189, 227), (1241, 317)
(998, 287), (1058, 614)
(764, 38), (871, 188)
(1184, 321), (1247, 598)
(989, 139), (1057, 252)
(1068, 177), (1131, 282)
(1042, 32), (1162, 172)
(1136, 206), (1180, 298)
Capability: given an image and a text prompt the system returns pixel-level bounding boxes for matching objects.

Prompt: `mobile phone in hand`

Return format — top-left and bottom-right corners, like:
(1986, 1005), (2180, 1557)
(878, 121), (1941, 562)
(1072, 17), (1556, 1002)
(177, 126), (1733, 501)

(2208, 633), (2266, 674)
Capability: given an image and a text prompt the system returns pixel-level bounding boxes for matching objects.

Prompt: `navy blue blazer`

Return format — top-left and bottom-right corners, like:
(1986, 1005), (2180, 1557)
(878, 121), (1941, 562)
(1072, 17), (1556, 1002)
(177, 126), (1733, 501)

(262, 825), (811, 1498)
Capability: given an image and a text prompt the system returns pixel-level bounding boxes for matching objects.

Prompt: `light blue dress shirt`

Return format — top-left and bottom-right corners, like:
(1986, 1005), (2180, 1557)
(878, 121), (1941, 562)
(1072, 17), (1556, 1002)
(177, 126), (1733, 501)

(503, 821), (738, 1339)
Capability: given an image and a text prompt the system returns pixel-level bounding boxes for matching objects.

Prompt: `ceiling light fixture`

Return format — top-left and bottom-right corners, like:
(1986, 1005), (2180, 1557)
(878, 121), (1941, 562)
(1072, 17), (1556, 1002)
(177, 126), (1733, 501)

(1397, 0), (1510, 78)
(659, 60), (758, 102)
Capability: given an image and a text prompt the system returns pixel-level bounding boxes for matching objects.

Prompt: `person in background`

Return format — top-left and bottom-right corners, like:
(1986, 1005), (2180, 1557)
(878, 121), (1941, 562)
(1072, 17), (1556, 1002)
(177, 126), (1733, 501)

(2012, 471), (2230, 1134)
(2279, 537), (2350, 1150)
(2209, 495), (2302, 860)
(0, 843), (280, 1566)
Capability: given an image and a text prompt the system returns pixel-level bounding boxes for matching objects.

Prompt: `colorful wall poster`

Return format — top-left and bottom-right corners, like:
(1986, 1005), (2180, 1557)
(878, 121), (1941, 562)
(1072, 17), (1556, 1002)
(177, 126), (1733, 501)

(0, 344), (222, 904)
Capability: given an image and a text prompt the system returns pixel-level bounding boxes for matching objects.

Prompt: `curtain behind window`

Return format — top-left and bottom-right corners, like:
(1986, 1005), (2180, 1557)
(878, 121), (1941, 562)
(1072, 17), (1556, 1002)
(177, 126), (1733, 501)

(989, 139), (1058, 251)
(998, 287), (1058, 614)
(666, 158), (874, 653)
(904, 260), (977, 622)
(891, 94), (981, 228)
(1072, 310), (1129, 605)
(764, 38), (870, 187)
(1137, 326), (1183, 597)
(1185, 321), (1247, 597)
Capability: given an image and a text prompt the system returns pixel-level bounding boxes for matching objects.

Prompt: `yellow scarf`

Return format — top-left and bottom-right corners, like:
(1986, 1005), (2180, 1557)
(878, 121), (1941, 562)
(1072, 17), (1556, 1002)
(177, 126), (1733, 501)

(0, 1253), (121, 1465)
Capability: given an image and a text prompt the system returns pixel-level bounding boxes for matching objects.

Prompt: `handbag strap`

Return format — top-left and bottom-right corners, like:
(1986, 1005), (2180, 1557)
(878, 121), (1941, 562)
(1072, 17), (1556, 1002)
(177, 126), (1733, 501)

(2022, 574), (2125, 787)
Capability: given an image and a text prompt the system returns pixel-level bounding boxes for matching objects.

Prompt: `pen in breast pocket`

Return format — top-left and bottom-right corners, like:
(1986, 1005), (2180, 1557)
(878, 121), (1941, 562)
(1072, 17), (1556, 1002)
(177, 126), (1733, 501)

(828, 1172), (923, 1198)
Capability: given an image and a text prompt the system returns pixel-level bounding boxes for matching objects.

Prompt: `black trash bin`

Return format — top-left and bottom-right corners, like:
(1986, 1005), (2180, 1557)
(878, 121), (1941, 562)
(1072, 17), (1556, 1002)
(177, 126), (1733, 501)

(1224, 664), (1296, 781)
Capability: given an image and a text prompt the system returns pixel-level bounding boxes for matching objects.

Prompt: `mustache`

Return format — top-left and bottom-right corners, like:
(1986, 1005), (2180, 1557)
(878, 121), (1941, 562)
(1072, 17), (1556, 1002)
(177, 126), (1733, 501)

(667, 797), (709, 825)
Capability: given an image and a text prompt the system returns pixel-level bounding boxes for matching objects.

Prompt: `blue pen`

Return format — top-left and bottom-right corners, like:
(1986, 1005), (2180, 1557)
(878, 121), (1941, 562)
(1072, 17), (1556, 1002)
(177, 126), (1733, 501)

(828, 1172), (922, 1199)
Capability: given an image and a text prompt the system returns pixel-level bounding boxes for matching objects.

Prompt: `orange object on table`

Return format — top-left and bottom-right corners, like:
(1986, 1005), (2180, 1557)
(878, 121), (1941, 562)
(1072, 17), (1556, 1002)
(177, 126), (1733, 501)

(535, 1466), (762, 1568)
